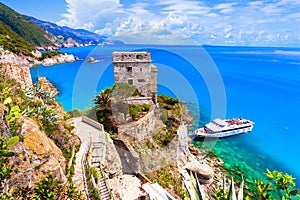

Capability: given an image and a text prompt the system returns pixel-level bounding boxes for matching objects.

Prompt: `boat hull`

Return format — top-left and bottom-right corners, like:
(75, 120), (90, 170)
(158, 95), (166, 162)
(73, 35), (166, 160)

(195, 126), (253, 138)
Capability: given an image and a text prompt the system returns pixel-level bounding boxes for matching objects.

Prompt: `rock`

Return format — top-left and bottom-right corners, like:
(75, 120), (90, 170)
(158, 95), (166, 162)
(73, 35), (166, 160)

(38, 77), (59, 95)
(41, 53), (76, 66)
(7, 116), (67, 189)
(103, 131), (123, 176)
(0, 107), (9, 137)
(114, 112), (126, 125)
(214, 158), (224, 166)
(185, 161), (214, 184)
(87, 56), (96, 63)
(0, 63), (33, 87)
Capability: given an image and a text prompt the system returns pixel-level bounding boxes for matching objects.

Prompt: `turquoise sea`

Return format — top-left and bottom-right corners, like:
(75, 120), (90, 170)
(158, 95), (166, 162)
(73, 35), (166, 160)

(30, 44), (300, 188)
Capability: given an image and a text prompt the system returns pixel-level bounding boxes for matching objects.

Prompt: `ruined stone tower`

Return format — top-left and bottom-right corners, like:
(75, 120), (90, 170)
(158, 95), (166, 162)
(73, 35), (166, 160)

(113, 51), (157, 103)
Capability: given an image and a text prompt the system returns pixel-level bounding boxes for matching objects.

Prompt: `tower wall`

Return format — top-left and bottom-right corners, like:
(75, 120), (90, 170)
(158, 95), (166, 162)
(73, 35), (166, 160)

(113, 52), (157, 103)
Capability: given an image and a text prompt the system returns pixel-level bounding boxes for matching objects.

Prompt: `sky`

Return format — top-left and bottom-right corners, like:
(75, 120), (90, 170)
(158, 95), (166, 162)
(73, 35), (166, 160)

(1, 0), (300, 46)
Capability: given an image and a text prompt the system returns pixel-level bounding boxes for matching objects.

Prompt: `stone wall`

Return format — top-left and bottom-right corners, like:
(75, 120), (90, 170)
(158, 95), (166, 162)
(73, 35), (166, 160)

(113, 52), (157, 103)
(118, 107), (165, 141)
(0, 63), (32, 87)
(123, 97), (154, 106)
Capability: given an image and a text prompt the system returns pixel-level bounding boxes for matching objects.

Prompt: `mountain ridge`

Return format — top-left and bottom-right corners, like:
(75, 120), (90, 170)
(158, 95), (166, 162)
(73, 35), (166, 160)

(26, 16), (123, 47)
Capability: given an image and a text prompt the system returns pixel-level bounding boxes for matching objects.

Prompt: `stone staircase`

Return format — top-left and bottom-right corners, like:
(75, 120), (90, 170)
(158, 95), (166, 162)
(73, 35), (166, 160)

(97, 168), (113, 200)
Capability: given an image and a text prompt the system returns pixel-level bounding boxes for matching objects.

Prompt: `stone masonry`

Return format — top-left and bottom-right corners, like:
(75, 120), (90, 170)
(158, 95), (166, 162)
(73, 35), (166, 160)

(112, 51), (157, 103)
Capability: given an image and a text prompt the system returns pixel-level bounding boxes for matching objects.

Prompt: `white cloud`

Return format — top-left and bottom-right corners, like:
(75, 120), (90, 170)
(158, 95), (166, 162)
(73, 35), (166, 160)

(57, 0), (300, 46)
(214, 3), (236, 14)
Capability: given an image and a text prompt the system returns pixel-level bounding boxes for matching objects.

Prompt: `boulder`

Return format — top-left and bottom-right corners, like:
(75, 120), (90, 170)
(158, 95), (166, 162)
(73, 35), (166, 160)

(7, 117), (67, 189)
(186, 161), (214, 185)
(103, 131), (123, 176)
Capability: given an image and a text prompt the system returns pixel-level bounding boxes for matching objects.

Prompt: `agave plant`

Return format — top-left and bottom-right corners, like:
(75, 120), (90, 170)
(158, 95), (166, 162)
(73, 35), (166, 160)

(212, 176), (244, 200)
(187, 171), (205, 200)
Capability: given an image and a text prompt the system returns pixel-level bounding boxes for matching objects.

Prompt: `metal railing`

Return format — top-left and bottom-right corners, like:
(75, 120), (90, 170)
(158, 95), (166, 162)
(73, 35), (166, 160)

(81, 139), (92, 200)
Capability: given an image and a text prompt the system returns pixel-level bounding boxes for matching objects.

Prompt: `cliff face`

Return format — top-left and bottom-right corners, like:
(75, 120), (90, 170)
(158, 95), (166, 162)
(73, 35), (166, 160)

(8, 117), (66, 189)
(0, 48), (77, 68)
(0, 63), (32, 87)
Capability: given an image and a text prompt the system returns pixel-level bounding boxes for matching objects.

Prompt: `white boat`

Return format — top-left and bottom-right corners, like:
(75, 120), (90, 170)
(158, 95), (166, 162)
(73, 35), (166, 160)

(194, 118), (254, 138)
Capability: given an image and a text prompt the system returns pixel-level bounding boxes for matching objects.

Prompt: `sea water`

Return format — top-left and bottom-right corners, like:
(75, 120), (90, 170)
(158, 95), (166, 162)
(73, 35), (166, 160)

(30, 44), (300, 187)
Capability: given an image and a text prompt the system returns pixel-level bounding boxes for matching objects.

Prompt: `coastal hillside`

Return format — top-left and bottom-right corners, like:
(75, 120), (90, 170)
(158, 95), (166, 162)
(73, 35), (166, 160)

(27, 16), (106, 46)
(0, 3), (52, 49)
(27, 16), (124, 47)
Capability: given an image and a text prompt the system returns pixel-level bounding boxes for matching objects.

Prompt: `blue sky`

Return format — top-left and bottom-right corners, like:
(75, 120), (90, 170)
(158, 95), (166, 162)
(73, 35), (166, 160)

(1, 0), (300, 46)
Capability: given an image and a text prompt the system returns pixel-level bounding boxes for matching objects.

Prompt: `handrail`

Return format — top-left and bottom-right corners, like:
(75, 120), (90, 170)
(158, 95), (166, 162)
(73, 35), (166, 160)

(99, 163), (115, 200)
(82, 116), (103, 131)
(81, 139), (92, 199)
(84, 143), (101, 200)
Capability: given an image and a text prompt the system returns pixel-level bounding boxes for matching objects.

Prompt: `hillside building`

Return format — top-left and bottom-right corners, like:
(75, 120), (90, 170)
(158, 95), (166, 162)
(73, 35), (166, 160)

(112, 51), (157, 103)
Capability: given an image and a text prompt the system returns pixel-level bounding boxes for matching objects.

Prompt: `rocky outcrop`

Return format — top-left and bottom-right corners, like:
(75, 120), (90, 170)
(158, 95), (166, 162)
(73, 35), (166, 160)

(103, 132), (123, 177)
(7, 117), (67, 189)
(41, 53), (77, 66)
(185, 161), (214, 185)
(0, 49), (39, 67)
(0, 48), (77, 67)
(38, 77), (59, 95)
(0, 63), (33, 87)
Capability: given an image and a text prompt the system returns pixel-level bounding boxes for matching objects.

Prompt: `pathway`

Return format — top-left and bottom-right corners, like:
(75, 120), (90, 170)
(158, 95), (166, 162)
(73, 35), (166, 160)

(72, 116), (105, 198)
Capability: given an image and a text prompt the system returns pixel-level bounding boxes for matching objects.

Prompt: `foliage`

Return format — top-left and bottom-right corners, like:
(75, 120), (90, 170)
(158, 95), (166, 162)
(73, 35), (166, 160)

(93, 87), (117, 133)
(33, 174), (61, 200)
(90, 167), (101, 184)
(212, 176), (245, 200)
(39, 51), (63, 61)
(157, 94), (180, 110)
(188, 171), (205, 200)
(12, 174), (85, 200)
(0, 3), (52, 48)
(149, 95), (182, 147)
(145, 163), (189, 199)
(129, 104), (150, 120)
(113, 82), (142, 99)
(0, 21), (35, 56)
(254, 169), (300, 200)
(0, 136), (18, 198)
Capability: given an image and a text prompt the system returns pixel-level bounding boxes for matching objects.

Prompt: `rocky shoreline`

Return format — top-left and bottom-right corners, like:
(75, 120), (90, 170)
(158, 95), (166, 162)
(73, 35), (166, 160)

(0, 47), (78, 68)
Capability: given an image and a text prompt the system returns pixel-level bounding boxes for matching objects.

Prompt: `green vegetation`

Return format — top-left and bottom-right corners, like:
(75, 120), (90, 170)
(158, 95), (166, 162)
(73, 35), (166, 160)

(12, 174), (84, 199)
(0, 136), (18, 198)
(145, 163), (189, 199)
(0, 21), (35, 56)
(93, 86), (116, 133)
(212, 176), (245, 200)
(0, 3), (52, 48)
(210, 169), (300, 200)
(39, 51), (63, 60)
(152, 94), (181, 147)
(93, 83), (144, 133)
(254, 169), (300, 200)
(113, 82), (141, 99)
(0, 74), (81, 198)
(129, 104), (150, 120)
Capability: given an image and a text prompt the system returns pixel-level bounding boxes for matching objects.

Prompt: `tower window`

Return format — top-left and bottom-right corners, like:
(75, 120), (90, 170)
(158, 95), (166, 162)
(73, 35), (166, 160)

(140, 68), (142, 72)
(128, 79), (133, 85)
(127, 67), (132, 73)
(138, 79), (145, 82)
